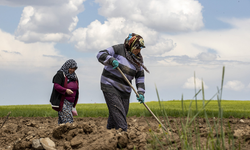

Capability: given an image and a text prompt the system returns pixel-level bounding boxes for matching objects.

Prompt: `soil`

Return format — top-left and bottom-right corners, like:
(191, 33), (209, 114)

(1, 116), (250, 150)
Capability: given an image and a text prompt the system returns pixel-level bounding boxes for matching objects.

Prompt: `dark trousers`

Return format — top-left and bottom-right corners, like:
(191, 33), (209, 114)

(103, 92), (130, 131)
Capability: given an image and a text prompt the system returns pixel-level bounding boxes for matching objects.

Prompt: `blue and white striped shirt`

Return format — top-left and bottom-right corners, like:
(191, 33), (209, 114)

(97, 44), (145, 99)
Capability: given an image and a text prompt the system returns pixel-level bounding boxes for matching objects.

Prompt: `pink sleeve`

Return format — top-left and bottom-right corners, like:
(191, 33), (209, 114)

(54, 83), (66, 95)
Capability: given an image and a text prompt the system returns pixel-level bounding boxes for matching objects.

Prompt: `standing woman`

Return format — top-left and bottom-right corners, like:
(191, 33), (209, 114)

(96, 33), (149, 131)
(50, 59), (79, 124)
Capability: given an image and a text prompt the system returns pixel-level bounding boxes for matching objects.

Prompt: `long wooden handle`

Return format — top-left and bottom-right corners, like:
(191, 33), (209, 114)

(117, 67), (140, 97)
(117, 67), (167, 132)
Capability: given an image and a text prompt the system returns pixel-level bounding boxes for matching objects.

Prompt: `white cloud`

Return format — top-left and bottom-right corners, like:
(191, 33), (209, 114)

(221, 18), (250, 30)
(0, 0), (69, 6)
(0, 29), (64, 73)
(160, 18), (250, 66)
(69, 17), (176, 55)
(183, 77), (208, 89)
(95, 0), (204, 32)
(14, 0), (85, 42)
(144, 38), (176, 56)
(224, 80), (245, 91)
(6, 0), (202, 58)
(70, 18), (129, 51)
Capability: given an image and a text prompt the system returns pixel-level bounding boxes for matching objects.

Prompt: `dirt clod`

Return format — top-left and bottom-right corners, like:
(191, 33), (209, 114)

(1, 116), (250, 149)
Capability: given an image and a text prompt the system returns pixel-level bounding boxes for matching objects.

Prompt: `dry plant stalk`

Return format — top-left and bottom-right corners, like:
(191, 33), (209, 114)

(0, 111), (11, 129)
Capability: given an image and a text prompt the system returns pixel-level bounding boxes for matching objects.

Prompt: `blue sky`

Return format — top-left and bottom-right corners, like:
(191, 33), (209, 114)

(1, 0), (250, 105)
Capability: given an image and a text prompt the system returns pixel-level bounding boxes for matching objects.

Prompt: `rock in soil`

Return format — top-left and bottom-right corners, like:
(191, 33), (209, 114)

(1, 116), (250, 149)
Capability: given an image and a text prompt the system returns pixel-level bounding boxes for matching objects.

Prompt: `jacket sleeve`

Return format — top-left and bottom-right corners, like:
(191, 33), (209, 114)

(135, 69), (145, 96)
(54, 83), (66, 95)
(96, 46), (116, 66)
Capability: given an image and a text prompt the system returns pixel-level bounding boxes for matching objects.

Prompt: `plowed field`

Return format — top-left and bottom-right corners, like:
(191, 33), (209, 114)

(1, 116), (250, 149)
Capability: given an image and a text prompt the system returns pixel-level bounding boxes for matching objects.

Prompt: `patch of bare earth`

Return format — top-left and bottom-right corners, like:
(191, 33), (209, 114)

(0, 116), (250, 149)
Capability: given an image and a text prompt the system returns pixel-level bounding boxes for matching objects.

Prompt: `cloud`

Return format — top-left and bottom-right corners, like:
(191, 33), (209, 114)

(224, 80), (245, 91)
(173, 55), (193, 64)
(69, 13), (250, 64)
(1, 50), (21, 55)
(0, 29), (64, 72)
(70, 18), (131, 51)
(159, 18), (250, 66)
(0, 0), (69, 6)
(6, 1), (250, 66)
(14, 0), (85, 42)
(143, 38), (176, 56)
(43, 54), (64, 59)
(69, 17), (176, 56)
(183, 77), (208, 89)
(221, 18), (250, 30)
(4, 0), (202, 58)
(197, 52), (217, 61)
(96, 0), (204, 32)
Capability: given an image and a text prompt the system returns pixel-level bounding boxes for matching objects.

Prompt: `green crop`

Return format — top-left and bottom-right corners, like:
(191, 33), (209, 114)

(1, 100), (250, 118)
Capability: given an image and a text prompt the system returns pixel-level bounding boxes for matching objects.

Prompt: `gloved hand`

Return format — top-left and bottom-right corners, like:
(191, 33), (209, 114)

(112, 60), (119, 69)
(137, 94), (144, 104)
(72, 107), (78, 116)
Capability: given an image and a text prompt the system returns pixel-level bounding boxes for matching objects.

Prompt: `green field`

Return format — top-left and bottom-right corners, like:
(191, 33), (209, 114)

(1, 100), (250, 118)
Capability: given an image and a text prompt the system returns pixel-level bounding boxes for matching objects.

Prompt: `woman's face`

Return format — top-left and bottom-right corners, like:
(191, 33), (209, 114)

(68, 68), (76, 74)
(132, 48), (141, 55)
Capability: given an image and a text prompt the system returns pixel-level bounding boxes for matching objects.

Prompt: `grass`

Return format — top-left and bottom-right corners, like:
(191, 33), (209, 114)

(146, 66), (246, 149)
(0, 100), (250, 118)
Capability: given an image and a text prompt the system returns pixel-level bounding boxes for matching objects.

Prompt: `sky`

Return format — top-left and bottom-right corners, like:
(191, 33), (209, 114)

(1, 0), (250, 106)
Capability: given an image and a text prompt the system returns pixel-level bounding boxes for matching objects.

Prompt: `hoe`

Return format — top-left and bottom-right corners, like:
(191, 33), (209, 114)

(117, 67), (167, 132)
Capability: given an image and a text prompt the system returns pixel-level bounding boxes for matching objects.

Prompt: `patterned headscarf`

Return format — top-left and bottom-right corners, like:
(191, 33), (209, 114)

(59, 59), (78, 81)
(124, 33), (150, 73)
(124, 33), (145, 54)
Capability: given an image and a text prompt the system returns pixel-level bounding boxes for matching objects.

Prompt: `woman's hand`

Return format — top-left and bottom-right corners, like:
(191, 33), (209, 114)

(112, 60), (119, 69)
(66, 89), (73, 95)
(137, 94), (144, 104)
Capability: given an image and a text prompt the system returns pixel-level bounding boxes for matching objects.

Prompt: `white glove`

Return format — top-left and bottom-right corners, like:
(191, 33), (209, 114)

(72, 107), (78, 116)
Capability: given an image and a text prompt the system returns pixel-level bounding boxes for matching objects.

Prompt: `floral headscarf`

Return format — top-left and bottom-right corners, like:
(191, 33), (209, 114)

(59, 59), (78, 81)
(124, 33), (145, 54)
(124, 33), (150, 73)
